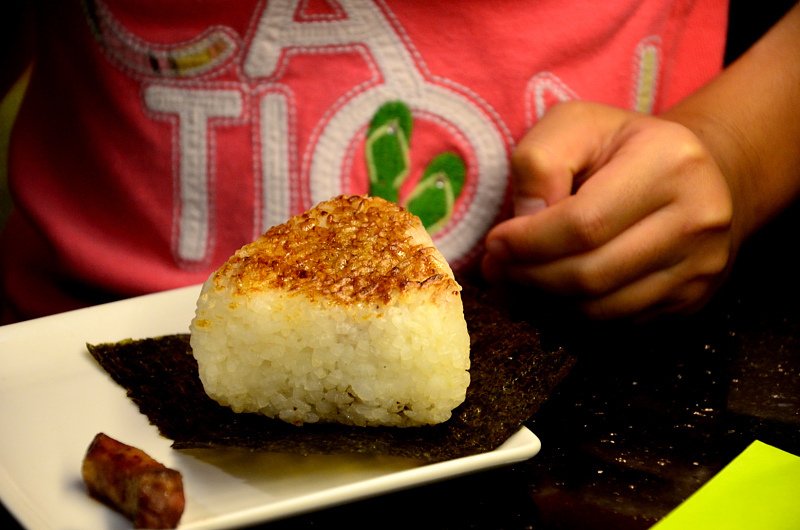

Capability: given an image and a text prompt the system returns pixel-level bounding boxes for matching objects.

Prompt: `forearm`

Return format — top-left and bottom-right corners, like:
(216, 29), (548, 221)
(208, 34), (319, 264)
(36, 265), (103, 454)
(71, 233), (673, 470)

(662, 2), (800, 246)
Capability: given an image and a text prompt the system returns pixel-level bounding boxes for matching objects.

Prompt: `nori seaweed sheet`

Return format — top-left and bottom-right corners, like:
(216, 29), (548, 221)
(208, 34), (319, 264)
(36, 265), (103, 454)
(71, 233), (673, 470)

(87, 282), (574, 463)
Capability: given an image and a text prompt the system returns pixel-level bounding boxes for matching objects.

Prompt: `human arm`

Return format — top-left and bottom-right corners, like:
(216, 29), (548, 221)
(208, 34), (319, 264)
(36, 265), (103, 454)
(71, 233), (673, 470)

(663, 1), (800, 249)
(481, 2), (800, 320)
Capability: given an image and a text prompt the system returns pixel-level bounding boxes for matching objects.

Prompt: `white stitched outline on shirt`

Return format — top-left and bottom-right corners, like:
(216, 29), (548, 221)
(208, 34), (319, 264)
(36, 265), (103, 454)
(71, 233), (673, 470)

(524, 72), (580, 128)
(258, 87), (295, 232)
(632, 35), (661, 113)
(244, 0), (508, 266)
(525, 35), (663, 127)
(296, 0), (347, 22)
(84, 0), (238, 79)
(144, 86), (243, 264)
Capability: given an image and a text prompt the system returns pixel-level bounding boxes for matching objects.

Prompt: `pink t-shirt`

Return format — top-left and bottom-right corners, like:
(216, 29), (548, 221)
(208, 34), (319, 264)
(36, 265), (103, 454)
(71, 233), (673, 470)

(1, 0), (728, 322)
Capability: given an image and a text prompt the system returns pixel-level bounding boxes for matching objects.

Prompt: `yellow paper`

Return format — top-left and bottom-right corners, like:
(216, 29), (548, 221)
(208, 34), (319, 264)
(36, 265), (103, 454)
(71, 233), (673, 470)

(651, 440), (800, 530)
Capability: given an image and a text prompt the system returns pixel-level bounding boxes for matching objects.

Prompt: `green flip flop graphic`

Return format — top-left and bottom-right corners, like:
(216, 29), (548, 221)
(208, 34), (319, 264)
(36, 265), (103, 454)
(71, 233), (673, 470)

(365, 100), (466, 233)
(366, 101), (413, 203)
(404, 152), (465, 232)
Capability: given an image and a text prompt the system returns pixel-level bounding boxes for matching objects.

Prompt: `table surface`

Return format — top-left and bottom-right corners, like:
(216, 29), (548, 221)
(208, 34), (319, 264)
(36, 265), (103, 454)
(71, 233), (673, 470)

(4, 208), (798, 530)
(267, 203), (800, 529)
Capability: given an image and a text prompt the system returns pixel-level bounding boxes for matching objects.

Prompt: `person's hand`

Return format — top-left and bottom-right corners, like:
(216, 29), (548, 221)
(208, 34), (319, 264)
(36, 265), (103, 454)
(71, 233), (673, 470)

(482, 101), (737, 320)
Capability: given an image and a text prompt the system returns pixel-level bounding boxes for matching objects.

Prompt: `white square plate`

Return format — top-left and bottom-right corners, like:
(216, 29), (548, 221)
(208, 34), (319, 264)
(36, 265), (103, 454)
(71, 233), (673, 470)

(0, 285), (541, 529)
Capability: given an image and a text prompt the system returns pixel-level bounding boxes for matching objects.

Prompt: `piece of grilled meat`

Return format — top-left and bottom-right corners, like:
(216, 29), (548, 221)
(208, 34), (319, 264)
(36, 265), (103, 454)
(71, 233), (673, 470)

(82, 433), (185, 528)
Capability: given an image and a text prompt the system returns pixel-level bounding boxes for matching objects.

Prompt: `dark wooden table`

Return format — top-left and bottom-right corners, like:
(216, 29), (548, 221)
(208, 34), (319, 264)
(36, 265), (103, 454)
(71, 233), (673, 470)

(259, 203), (800, 530)
(2, 209), (799, 530)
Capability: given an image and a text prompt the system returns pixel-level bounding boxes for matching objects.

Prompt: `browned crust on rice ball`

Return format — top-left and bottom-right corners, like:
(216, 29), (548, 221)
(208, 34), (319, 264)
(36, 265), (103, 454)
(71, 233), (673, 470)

(212, 195), (460, 305)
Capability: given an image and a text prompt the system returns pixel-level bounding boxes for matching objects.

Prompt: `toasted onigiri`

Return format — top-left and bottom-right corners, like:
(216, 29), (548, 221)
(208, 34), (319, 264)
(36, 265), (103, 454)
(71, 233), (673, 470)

(189, 194), (470, 427)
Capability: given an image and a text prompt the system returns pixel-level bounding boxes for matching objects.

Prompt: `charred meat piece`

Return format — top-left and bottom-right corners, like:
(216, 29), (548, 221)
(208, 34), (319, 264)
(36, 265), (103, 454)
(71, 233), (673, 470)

(82, 433), (185, 528)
